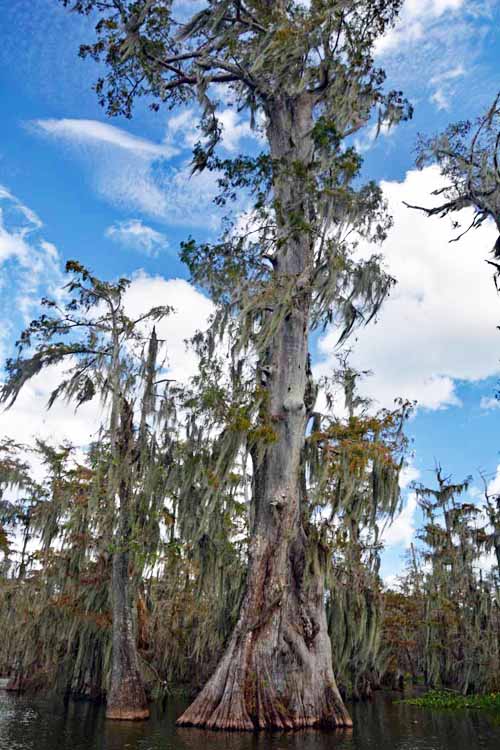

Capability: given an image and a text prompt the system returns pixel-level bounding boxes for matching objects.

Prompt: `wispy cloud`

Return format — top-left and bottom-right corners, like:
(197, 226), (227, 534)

(376, 0), (466, 55)
(429, 64), (466, 110)
(35, 118), (177, 159)
(32, 109), (258, 229)
(0, 185), (64, 326)
(375, 0), (495, 113)
(105, 219), (168, 257)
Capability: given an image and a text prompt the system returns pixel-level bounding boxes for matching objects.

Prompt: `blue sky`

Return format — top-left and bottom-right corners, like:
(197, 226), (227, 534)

(1, 0), (500, 580)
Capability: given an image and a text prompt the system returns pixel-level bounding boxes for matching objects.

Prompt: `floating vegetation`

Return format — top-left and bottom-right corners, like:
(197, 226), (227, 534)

(403, 690), (500, 712)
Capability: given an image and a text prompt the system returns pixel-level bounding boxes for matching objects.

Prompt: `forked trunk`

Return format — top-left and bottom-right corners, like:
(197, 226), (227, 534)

(106, 400), (149, 721)
(177, 94), (351, 731)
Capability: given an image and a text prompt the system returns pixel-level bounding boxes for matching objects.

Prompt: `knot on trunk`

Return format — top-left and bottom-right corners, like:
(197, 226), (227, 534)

(283, 396), (305, 413)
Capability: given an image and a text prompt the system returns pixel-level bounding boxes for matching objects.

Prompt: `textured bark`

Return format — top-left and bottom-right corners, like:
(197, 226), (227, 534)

(5, 673), (26, 692)
(177, 94), (351, 731)
(106, 400), (149, 721)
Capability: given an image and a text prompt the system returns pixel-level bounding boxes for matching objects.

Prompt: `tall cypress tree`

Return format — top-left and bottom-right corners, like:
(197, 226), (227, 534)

(60, 0), (411, 729)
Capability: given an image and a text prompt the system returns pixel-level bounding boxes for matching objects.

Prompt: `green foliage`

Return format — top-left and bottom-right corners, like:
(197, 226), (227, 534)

(403, 690), (500, 712)
(60, 1), (411, 129)
(304, 362), (413, 698)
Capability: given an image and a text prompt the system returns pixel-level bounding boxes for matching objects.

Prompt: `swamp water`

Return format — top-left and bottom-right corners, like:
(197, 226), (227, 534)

(1, 690), (499, 750)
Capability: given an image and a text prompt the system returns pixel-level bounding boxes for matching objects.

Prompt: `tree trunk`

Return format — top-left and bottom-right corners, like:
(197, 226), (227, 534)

(5, 672), (26, 692)
(106, 399), (149, 721)
(177, 94), (351, 731)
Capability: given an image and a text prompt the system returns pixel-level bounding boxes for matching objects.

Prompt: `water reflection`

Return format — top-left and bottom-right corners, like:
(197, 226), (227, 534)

(176, 726), (353, 750)
(0, 690), (498, 750)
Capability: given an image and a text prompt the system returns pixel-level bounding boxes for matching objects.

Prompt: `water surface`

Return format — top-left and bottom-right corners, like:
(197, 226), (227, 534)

(1, 690), (499, 750)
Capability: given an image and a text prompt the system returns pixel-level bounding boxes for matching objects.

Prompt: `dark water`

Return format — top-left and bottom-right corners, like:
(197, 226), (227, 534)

(1, 690), (499, 750)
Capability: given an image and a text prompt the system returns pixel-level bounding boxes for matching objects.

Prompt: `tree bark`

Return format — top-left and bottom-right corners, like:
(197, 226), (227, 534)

(106, 399), (149, 721)
(177, 94), (351, 731)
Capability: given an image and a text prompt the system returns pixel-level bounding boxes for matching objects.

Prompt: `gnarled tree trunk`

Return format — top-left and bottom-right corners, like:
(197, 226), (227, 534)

(106, 399), (149, 721)
(177, 94), (351, 731)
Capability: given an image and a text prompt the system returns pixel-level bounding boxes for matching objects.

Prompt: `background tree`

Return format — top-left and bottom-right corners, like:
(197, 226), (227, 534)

(381, 544), (426, 689)
(306, 363), (411, 700)
(60, 0), (411, 730)
(384, 468), (500, 695)
(408, 92), (500, 278)
(1, 261), (171, 719)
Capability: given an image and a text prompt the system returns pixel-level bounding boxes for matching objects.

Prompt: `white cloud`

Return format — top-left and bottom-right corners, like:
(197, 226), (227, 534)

(105, 219), (168, 257)
(355, 119), (395, 153)
(0, 273), (214, 449)
(0, 365), (103, 451)
(317, 167), (500, 411)
(376, 0), (465, 55)
(486, 464), (500, 496)
(0, 186), (64, 363)
(35, 118), (176, 159)
(429, 64), (466, 85)
(166, 106), (257, 153)
(429, 65), (466, 110)
(382, 492), (419, 548)
(382, 572), (402, 589)
(0, 187), (94, 448)
(380, 464), (420, 550)
(0, 188), (215, 450)
(480, 396), (500, 411)
(32, 117), (223, 228)
(374, 0), (493, 113)
(406, 0), (464, 19)
(218, 109), (255, 152)
(474, 549), (497, 574)
(430, 88), (452, 111)
(400, 464), (421, 490)
(32, 109), (258, 228)
(124, 272), (214, 384)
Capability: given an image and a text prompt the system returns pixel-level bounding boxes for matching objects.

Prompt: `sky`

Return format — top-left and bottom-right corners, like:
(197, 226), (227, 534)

(1, 0), (500, 581)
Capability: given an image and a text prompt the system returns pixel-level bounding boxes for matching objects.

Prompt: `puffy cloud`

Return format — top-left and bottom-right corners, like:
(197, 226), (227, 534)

(218, 109), (256, 152)
(124, 272), (214, 384)
(400, 464), (421, 490)
(0, 189), (214, 449)
(0, 364), (103, 451)
(480, 396), (500, 411)
(105, 219), (168, 257)
(0, 187), (97, 448)
(379, 464), (420, 551)
(0, 272), (214, 449)
(381, 492), (419, 549)
(317, 167), (500, 411)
